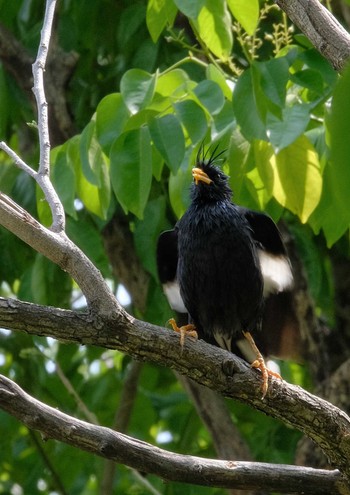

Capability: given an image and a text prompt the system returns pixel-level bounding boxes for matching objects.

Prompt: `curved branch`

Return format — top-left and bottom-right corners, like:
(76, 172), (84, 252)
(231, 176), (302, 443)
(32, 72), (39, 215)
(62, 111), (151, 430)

(1, 296), (350, 485)
(0, 193), (122, 315)
(275, 0), (350, 70)
(0, 374), (346, 494)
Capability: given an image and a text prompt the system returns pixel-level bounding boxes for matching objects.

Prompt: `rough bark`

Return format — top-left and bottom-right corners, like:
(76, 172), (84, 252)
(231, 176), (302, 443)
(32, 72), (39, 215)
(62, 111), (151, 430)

(275, 0), (350, 70)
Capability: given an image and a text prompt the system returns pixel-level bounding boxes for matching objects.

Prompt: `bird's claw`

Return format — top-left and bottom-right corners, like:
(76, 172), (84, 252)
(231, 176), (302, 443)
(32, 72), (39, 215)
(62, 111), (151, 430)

(251, 358), (282, 399)
(168, 318), (198, 348)
(243, 330), (282, 399)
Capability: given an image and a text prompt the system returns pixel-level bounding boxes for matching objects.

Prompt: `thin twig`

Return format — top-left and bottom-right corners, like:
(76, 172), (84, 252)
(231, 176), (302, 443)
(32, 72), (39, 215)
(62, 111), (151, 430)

(29, 430), (69, 495)
(31, 0), (65, 232)
(0, 0), (65, 233)
(55, 361), (99, 425)
(100, 360), (144, 495)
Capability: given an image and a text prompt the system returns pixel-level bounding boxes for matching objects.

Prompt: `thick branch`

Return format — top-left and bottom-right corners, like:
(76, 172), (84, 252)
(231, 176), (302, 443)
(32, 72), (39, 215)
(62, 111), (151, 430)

(0, 373), (346, 494)
(1, 297), (350, 486)
(275, 0), (350, 70)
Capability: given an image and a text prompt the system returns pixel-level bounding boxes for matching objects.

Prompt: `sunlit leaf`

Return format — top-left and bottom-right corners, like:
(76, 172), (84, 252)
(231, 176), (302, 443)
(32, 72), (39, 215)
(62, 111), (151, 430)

(227, 0), (259, 34)
(193, 0), (233, 61)
(315, 62), (350, 245)
(156, 69), (190, 98)
(255, 136), (322, 223)
(146, 0), (177, 42)
(173, 0), (205, 19)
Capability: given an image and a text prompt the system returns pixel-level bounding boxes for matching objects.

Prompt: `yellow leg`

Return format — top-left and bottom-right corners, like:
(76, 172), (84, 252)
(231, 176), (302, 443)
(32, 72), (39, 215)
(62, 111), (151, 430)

(168, 318), (198, 348)
(243, 331), (282, 399)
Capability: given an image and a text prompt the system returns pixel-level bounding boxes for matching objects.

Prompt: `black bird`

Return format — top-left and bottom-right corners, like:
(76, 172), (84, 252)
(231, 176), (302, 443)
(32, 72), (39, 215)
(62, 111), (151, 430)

(157, 148), (293, 397)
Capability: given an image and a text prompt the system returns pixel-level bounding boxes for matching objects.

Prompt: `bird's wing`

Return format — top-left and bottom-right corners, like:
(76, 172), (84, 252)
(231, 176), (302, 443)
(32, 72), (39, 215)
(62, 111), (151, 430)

(240, 208), (293, 296)
(156, 229), (187, 313)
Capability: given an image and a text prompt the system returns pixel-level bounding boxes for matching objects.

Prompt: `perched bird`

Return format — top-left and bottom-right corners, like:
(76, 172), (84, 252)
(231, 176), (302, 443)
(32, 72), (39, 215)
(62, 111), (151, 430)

(157, 148), (293, 397)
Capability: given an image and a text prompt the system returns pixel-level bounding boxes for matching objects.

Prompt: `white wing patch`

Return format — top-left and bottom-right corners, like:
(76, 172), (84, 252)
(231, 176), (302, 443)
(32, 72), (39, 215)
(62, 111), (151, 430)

(258, 249), (293, 297)
(163, 281), (187, 313)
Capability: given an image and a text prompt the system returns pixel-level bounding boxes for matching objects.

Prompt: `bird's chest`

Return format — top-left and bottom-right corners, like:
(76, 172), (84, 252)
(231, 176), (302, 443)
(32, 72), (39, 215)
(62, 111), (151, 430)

(177, 204), (258, 285)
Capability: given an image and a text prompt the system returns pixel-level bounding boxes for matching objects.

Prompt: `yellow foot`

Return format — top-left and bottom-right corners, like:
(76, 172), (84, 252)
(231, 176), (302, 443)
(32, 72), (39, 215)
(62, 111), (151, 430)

(168, 318), (198, 348)
(251, 357), (282, 399)
(243, 331), (282, 399)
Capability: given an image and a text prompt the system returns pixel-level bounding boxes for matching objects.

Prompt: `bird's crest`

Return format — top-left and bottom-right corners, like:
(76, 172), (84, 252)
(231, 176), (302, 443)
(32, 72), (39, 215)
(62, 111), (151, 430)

(196, 143), (226, 169)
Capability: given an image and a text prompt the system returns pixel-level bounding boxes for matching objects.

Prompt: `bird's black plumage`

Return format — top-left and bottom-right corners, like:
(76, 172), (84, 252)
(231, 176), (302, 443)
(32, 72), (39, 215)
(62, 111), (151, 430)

(157, 148), (293, 361)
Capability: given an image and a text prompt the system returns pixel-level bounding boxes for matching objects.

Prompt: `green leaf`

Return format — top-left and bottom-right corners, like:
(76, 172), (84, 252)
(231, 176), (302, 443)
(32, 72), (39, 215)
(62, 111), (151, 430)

(146, 0), (177, 42)
(193, 80), (225, 115)
(299, 49), (337, 87)
(120, 69), (157, 114)
(66, 215), (111, 278)
(233, 69), (267, 141)
(79, 123), (111, 218)
(309, 164), (350, 247)
(253, 58), (289, 109)
(211, 100), (236, 142)
(227, 128), (251, 201)
(174, 100), (207, 144)
(168, 148), (193, 218)
(319, 62), (350, 245)
(0, 66), (10, 137)
(67, 136), (109, 219)
(149, 114), (185, 173)
(227, 0), (259, 35)
(52, 147), (77, 219)
(192, 0), (233, 61)
(30, 254), (72, 307)
(290, 69), (325, 96)
(134, 196), (167, 278)
(173, 0), (205, 19)
(110, 127), (152, 218)
(79, 121), (102, 186)
(267, 104), (310, 153)
(117, 3), (146, 46)
(156, 69), (190, 98)
(96, 93), (130, 155)
(151, 144), (164, 180)
(206, 64), (233, 100)
(255, 136), (322, 223)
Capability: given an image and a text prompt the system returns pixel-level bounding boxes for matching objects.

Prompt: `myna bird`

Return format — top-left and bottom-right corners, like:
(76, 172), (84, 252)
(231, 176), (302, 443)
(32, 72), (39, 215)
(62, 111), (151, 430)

(157, 147), (293, 397)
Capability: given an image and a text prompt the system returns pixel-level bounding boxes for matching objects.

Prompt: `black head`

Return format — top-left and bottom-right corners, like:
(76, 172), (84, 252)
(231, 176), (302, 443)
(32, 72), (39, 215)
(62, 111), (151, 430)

(191, 146), (232, 203)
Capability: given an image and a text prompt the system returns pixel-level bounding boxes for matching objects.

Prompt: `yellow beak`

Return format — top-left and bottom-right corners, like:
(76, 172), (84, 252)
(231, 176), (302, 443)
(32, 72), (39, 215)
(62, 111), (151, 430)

(192, 168), (213, 186)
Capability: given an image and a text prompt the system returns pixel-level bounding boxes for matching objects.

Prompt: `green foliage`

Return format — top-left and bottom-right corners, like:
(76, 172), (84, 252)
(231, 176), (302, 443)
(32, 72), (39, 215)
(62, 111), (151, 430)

(0, 0), (349, 493)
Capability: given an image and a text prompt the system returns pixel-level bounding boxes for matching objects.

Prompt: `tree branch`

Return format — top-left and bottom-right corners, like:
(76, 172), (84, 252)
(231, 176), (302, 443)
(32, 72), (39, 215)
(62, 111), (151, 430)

(1, 296), (350, 487)
(0, 373), (347, 494)
(0, 193), (122, 315)
(275, 0), (350, 70)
